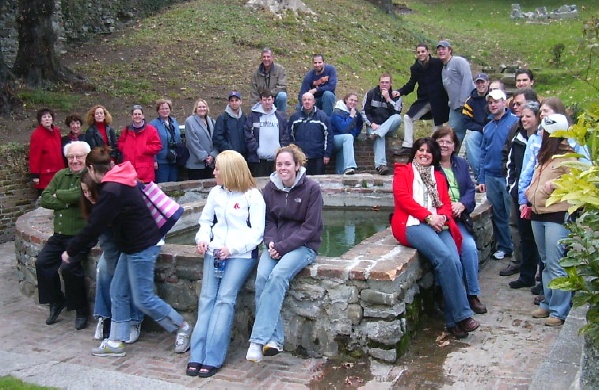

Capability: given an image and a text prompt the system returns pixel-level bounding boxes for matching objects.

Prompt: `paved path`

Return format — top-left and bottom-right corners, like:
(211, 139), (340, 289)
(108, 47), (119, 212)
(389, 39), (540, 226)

(0, 241), (574, 389)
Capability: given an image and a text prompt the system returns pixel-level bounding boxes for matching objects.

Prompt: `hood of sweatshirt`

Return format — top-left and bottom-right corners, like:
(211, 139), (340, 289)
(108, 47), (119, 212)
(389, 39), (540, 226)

(102, 161), (138, 187)
(269, 166), (307, 192)
(333, 99), (349, 113)
(251, 102), (277, 116)
(225, 104), (243, 119)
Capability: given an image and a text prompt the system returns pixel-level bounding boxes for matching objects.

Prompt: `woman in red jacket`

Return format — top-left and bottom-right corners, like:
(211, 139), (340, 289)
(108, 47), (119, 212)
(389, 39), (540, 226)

(118, 105), (162, 183)
(391, 137), (478, 339)
(29, 108), (65, 194)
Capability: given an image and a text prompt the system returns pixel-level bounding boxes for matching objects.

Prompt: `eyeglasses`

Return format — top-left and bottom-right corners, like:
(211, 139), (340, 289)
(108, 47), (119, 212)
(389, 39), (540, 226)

(66, 154), (86, 161)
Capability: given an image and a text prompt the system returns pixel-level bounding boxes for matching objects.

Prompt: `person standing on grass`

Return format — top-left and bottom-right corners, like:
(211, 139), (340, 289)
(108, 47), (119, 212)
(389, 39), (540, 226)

(84, 104), (120, 163)
(437, 40), (474, 145)
(29, 108), (65, 194)
(150, 98), (182, 183)
(246, 144), (323, 363)
(213, 91), (248, 159)
(185, 98), (218, 180)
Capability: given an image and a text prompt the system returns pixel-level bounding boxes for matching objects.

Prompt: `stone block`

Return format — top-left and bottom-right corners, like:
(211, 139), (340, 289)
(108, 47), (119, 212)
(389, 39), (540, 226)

(363, 302), (405, 319)
(361, 289), (397, 306)
(365, 319), (404, 344)
(347, 303), (363, 325)
(368, 347), (397, 362)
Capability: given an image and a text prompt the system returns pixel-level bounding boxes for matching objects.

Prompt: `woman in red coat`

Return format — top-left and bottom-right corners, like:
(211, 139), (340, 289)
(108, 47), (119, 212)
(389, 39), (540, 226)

(391, 137), (478, 339)
(29, 108), (65, 194)
(118, 105), (162, 183)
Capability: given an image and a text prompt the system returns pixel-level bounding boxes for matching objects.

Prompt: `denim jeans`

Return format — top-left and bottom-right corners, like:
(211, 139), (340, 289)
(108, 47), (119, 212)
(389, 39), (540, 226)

(457, 223), (480, 296)
(155, 163), (178, 183)
(334, 134), (357, 174)
(449, 108), (467, 145)
(485, 175), (514, 255)
(464, 130), (483, 180)
(249, 246), (317, 346)
(316, 91), (335, 116)
(531, 220), (572, 319)
(94, 233), (143, 323)
(368, 114), (401, 168)
(275, 92), (288, 113)
(109, 245), (185, 342)
(405, 224), (473, 327)
(189, 253), (256, 367)
(403, 104), (432, 148)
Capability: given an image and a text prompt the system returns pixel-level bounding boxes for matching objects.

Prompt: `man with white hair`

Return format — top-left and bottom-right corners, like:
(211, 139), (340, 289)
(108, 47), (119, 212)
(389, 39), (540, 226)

(35, 141), (93, 330)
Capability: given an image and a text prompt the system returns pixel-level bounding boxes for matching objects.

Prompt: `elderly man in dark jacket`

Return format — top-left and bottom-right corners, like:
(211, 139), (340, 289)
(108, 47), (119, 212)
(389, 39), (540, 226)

(288, 92), (333, 175)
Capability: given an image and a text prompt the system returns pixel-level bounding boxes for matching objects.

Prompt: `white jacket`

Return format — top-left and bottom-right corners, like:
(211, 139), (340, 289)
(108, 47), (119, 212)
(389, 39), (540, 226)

(195, 186), (265, 258)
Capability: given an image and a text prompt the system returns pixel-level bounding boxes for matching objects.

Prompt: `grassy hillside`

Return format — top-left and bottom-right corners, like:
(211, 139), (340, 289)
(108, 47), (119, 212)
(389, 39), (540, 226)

(7, 0), (599, 141)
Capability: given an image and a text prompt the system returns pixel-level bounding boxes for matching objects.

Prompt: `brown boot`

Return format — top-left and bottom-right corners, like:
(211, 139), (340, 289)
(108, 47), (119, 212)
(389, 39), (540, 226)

(468, 295), (488, 314)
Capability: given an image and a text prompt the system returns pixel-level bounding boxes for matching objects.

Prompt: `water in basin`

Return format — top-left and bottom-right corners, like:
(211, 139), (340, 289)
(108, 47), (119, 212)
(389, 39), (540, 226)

(166, 208), (390, 257)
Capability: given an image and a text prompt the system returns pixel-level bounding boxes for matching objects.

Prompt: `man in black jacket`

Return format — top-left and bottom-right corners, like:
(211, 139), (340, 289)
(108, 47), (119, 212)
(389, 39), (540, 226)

(395, 44), (449, 147)
(213, 91), (248, 159)
(362, 73), (402, 175)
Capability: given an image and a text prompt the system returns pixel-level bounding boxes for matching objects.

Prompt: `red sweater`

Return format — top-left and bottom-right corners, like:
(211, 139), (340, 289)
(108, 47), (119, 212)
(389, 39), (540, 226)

(390, 162), (462, 253)
(118, 123), (162, 183)
(29, 125), (65, 189)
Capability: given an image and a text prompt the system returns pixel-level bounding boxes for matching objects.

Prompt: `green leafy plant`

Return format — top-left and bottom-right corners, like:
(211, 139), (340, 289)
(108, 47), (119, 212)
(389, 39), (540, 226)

(548, 104), (599, 343)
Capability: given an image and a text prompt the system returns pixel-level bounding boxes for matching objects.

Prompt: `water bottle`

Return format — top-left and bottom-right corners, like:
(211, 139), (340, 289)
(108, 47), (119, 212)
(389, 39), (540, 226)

(213, 249), (225, 278)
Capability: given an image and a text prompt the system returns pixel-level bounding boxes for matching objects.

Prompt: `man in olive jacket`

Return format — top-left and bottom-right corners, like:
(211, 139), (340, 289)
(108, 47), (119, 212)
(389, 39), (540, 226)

(250, 48), (288, 112)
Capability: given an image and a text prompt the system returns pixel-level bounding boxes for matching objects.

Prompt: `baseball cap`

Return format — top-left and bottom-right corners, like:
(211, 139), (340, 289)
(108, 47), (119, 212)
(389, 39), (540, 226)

(474, 73), (489, 82)
(486, 89), (507, 101)
(541, 114), (569, 134)
(437, 40), (451, 48)
(228, 91), (242, 100)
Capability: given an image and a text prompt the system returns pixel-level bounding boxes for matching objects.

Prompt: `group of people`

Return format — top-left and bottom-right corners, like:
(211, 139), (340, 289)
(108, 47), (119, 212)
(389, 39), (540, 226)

(28, 39), (585, 377)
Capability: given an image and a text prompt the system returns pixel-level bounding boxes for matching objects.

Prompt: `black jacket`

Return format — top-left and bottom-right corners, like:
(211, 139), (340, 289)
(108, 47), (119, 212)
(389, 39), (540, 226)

(84, 124), (121, 162)
(213, 108), (248, 157)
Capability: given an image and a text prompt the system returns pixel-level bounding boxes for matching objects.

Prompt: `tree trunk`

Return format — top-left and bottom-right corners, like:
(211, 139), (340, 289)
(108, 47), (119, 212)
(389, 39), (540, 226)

(0, 39), (22, 116)
(12, 0), (84, 88)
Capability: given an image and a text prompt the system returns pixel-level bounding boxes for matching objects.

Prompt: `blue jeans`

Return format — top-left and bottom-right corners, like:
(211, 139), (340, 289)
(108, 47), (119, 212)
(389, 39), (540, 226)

(155, 163), (178, 183)
(334, 134), (357, 174)
(275, 92), (288, 113)
(189, 254), (256, 367)
(316, 91), (335, 116)
(531, 220), (572, 319)
(109, 245), (184, 342)
(457, 223), (480, 296)
(449, 108), (467, 145)
(367, 114), (402, 168)
(94, 232), (143, 323)
(249, 246), (316, 346)
(485, 175), (514, 255)
(464, 130), (483, 180)
(405, 224), (473, 327)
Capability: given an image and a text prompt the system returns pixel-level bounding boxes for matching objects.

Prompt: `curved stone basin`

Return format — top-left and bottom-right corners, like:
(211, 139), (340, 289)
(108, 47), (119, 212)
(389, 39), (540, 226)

(15, 174), (493, 362)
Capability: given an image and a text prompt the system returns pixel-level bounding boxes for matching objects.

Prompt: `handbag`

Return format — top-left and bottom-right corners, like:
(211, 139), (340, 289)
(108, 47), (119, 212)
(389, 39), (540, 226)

(174, 142), (190, 166)
(137, 181), (184, 236)
(458, 211), (475, 235)
(165, 121), (189, 167)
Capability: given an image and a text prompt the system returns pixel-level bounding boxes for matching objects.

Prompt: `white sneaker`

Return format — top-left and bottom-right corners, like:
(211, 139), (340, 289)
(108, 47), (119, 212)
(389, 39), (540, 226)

(246, 342), (263, 362)
(263, 340), (283, 357)
(93, 317), (104, 340)
(91, 339), (126, 357)
(126, 322), (141, 344)
(493, 250), (506, 260)
(175, 323), (192, 353)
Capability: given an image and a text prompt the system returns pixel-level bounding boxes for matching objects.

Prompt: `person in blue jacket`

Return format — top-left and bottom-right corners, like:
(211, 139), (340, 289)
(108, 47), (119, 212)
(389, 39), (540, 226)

(150, 99), (181, 183)
(288, 92), (333, 175)
(297, 54), (337, 116)
(330, 93), (363, 174)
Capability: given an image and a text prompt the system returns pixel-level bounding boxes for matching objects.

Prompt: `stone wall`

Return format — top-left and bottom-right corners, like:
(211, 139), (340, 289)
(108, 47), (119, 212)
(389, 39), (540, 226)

(14, 176), (494, 362)
(0, 0), (186, 67)
(0, 144), (38, 244)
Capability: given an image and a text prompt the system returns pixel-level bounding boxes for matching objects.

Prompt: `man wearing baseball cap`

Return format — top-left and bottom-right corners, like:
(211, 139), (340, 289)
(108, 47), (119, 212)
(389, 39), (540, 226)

(462, 72), (490, 179)
(478, 89), (519, 261)
(437, 40), (474, 145)
(213, 91), (248, 159)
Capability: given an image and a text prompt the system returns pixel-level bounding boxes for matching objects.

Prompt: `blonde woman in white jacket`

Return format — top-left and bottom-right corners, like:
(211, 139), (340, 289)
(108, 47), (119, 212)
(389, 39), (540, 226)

(187, 150), (265, 378)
